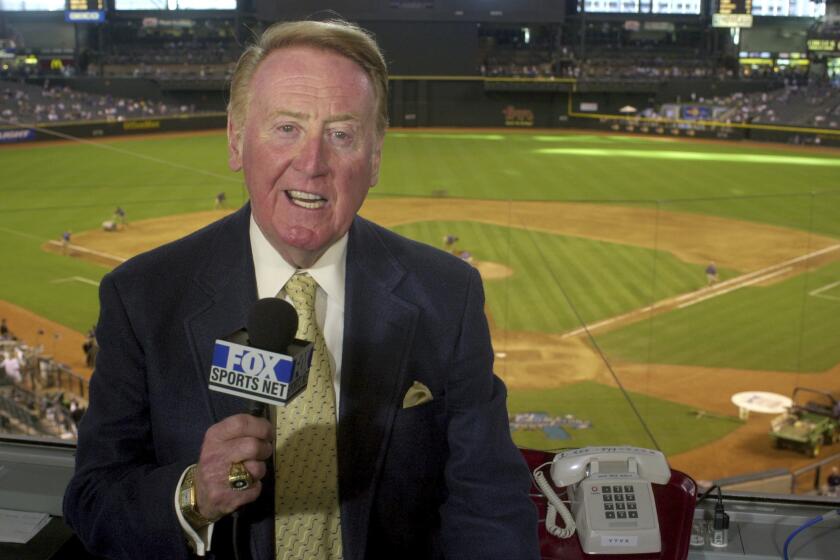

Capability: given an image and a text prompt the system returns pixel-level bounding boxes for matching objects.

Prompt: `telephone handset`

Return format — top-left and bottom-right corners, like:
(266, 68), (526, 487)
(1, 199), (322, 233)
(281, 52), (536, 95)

(534, 446), (671, 555)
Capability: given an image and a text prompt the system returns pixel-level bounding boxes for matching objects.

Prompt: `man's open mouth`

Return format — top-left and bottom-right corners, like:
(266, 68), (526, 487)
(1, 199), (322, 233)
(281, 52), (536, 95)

(286, 190), (327, 209)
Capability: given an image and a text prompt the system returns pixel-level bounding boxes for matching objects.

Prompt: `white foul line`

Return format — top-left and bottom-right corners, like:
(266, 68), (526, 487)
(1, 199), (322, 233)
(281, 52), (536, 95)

(677, 267), (793, 309)
(46, 240), (126, 263)
(562, 243), (840, 339)
(0, 226), (45, 241)
(810, 280), (840, 300)
(51, 276), (100, 287)
(0, 227), (127, 264)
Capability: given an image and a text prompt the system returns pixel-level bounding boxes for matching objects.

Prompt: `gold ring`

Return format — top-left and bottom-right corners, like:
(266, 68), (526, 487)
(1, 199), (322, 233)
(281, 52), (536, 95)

(228, 462), (253, 492)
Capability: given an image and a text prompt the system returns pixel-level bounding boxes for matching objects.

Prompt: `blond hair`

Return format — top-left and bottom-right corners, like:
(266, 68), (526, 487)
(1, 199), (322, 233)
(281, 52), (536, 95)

(228, 19), (388, 137)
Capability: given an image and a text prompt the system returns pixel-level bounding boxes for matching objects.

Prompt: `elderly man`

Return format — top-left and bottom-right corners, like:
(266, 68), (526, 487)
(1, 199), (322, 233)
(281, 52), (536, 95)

(63, 19), (539, 560)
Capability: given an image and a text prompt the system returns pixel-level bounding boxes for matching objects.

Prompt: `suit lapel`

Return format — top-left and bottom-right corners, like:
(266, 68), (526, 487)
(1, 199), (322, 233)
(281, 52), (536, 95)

(183, 204), (259, 423)
(338, 217), (419, 560)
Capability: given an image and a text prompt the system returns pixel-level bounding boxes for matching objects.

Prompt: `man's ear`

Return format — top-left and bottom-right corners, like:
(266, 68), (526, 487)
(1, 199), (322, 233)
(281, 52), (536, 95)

(369, 135), (383, 188)
(227, 116), (243, 172)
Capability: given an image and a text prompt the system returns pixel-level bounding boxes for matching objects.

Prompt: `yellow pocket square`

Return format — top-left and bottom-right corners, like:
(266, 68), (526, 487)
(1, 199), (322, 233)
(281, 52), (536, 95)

(402, 381), (433, 409)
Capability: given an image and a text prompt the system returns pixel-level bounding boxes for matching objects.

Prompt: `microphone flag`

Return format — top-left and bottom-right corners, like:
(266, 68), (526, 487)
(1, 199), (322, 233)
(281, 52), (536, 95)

(209, 330), (313, 406)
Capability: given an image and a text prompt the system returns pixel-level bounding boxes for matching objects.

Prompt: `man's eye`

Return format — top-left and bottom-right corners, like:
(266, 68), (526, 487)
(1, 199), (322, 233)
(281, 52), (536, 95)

(330, 130), (353, 144)
(279, 124), (295, 133)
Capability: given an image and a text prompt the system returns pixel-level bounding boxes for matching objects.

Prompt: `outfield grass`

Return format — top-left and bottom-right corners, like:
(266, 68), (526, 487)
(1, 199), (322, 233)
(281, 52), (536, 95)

(1, 134), (242, 331)
(379, 132), (840, 236)
(2, 134), (242, 227)
(508, 381), (743, 456)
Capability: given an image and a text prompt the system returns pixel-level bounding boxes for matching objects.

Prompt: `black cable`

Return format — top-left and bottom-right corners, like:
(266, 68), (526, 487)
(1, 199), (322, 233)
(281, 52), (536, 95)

(232, 510), (244, 560)
(518, 213), (662, 451)
(695, 485), (730, 548)
(232, 402), (269, 560)
(696, 484), (721, 505)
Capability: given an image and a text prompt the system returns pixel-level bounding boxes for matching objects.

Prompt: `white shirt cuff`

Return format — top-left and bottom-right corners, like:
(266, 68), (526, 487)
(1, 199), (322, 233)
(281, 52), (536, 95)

(175, 465), (215, 556)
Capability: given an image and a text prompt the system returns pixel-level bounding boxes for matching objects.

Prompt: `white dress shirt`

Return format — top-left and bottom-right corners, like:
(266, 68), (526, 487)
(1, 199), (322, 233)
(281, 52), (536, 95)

(176, 213), (348, 555)
(250, 214), (347, 407)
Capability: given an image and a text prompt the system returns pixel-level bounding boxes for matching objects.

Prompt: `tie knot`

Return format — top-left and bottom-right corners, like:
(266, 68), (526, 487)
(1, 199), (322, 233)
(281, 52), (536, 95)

(285, 272), (316, 304)
(284, 273), (317, 340)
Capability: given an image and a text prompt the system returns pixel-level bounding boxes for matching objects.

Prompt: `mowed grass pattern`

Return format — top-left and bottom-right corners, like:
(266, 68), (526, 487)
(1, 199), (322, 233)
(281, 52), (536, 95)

(594, 259), (840, 373)
(380, 133), (840, 233)
(392, 220), (731, 332)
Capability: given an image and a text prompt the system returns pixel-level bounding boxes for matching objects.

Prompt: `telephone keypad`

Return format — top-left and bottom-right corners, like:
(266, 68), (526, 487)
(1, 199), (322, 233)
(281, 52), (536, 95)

(599, 483), (639, 523)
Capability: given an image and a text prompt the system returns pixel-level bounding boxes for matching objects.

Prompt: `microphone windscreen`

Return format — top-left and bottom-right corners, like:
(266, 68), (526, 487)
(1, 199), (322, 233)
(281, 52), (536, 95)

(247, 298), (298, 354)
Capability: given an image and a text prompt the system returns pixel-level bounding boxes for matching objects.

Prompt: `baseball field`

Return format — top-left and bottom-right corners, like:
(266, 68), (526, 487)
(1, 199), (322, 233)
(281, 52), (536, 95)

(2, 127), (840, 484)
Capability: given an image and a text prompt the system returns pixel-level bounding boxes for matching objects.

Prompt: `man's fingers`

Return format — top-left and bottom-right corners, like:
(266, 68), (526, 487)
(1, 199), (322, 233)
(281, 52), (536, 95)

(230, 436), (274, 463)
(205, 414), (274, 443)
(242, 459), (267, 482)
(193, 414), (275, 519)
(196, 477), (263, 520)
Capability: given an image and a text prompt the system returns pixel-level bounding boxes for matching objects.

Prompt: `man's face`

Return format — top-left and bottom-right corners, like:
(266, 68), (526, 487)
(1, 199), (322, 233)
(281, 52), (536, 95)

(228, 46), (383, 268)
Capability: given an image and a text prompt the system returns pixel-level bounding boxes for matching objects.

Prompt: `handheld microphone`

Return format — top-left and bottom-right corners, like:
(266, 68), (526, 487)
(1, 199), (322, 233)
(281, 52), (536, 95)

(210, 299), (312, 560)
(208, 298), (312, 412)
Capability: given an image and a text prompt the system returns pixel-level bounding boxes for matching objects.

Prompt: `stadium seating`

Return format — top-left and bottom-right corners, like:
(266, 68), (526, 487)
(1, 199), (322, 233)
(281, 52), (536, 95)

(0, 80), (199, 124)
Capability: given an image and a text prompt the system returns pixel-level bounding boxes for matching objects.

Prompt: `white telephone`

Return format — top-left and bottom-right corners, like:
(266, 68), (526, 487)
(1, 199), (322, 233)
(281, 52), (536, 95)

(533, 446), (671, 555)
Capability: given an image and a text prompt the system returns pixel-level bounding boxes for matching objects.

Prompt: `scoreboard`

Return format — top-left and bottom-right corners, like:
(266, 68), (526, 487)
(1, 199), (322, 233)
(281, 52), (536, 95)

(712, 0), (753, 28)
(579, 0), (701, 14)
(65, 0), (106, 23)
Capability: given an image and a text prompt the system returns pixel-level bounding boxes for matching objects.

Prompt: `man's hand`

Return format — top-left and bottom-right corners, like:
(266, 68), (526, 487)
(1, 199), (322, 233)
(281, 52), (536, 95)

(194, 414), (274, 521)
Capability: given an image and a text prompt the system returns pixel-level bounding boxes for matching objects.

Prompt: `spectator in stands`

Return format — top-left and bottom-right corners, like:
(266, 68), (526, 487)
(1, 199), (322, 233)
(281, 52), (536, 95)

(1, 352), (21, 384)
(38, 358), (52, 387)
(0, 80), (201, 125)
(827, 466), (840, 496)
(82, 333), (98, 368)
(69, 399), (85, 426)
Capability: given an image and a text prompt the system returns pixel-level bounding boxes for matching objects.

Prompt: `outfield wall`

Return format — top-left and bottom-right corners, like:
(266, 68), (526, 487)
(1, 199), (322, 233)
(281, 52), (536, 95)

(0, 114), (226, 144)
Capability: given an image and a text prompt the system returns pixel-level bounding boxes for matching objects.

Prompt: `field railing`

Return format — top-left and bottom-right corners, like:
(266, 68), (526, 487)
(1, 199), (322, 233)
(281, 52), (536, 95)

(791, 451), (840, 495)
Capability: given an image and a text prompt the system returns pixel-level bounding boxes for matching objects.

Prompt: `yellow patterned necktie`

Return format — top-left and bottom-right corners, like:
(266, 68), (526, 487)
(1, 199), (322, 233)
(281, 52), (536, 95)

(274, 272), (343, 559)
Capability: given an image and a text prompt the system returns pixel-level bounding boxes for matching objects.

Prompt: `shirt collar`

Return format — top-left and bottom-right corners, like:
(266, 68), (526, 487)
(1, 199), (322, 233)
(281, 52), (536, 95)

(249, 214), (347, 306)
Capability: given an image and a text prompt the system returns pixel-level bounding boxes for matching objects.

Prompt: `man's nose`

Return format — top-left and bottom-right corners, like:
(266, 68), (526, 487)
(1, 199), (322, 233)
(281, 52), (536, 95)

(292, 133), (329, 176)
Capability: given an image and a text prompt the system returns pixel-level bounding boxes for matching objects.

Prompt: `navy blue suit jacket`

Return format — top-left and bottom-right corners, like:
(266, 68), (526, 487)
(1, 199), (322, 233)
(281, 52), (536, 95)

(63, 204), (539, 559)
